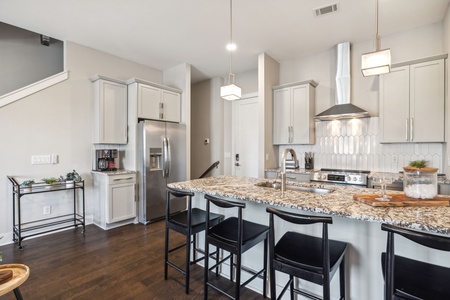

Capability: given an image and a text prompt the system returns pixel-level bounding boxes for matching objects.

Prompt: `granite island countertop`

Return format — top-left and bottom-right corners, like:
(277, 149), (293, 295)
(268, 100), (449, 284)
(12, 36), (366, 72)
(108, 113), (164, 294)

(168, 175), (450, 235)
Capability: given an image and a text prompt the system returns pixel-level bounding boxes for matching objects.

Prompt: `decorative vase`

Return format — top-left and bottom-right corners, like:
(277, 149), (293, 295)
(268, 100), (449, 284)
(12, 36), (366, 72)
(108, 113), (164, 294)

(66, 180), (75, 188)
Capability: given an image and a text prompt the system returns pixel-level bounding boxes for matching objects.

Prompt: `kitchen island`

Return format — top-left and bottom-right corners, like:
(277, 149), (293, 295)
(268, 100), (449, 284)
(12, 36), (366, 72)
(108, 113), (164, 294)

(168, 175), (450, 300)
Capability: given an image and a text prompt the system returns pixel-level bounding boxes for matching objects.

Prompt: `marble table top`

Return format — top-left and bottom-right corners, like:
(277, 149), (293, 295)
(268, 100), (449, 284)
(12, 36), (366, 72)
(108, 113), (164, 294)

(168, 175), (450, 235)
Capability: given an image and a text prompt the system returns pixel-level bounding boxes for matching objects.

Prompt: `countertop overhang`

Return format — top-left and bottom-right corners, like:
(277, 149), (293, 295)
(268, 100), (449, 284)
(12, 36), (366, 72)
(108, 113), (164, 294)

(168, 175), (450, 235)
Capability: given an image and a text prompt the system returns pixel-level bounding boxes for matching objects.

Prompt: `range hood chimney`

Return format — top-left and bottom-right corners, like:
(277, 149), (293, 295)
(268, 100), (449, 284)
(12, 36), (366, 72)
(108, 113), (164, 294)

(315, 42), (370, 121)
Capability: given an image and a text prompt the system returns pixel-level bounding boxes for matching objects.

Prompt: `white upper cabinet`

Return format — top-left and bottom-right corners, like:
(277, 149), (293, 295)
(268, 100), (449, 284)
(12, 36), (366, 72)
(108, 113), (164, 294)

(380, 57), (445, 143)
(91, 76), (128, 144)
(273, 80), (316, 145)
(128, 78), (181, 123)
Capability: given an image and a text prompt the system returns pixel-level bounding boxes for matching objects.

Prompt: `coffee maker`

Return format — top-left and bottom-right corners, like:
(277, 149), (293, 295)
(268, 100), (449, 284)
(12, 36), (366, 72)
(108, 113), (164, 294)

(95, 149), (118, 171)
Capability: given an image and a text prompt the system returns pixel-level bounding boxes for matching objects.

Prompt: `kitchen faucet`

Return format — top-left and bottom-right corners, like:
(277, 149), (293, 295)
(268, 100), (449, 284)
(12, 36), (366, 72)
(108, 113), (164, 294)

(280, 148), (297, 193)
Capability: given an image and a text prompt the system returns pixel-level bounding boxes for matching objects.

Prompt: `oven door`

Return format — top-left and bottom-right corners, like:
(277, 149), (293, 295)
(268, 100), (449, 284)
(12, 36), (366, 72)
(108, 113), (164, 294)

(369, 179), (404, 191)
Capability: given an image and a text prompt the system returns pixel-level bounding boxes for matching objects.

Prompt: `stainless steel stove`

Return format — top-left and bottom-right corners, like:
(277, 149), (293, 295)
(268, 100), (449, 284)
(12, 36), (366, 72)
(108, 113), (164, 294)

(310, 168), (370, 187)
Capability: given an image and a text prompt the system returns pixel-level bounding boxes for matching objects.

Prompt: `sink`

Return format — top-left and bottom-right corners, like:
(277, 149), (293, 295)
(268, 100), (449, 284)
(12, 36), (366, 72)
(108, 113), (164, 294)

(255, 181), (334, 194)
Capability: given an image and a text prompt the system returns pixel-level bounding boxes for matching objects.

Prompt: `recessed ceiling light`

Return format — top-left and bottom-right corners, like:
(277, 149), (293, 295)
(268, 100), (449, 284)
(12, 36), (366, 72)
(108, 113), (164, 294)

(226, 43), (236, 51)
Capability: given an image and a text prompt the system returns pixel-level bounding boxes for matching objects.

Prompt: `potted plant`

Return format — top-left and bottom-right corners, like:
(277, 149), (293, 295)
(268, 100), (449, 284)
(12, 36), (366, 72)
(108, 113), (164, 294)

(61, 170), (82, 188)
(42, 177), (60, 189)
(20, 179), (35, 192)
(403, 160), (438, 199)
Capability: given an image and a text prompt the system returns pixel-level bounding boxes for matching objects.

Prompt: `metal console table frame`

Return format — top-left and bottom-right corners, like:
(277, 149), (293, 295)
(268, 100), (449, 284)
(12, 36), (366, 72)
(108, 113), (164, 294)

(7, 176), (86, 249)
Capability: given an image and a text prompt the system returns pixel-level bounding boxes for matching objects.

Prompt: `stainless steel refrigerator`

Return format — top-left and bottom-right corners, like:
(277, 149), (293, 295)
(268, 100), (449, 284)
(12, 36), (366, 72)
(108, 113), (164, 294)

(138, 120), (186, 224)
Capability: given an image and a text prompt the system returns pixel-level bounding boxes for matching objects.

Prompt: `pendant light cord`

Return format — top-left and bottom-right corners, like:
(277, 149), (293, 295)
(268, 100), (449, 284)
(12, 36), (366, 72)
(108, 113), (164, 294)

(228, 0), (234, 84)
(375, 0), (380, 51)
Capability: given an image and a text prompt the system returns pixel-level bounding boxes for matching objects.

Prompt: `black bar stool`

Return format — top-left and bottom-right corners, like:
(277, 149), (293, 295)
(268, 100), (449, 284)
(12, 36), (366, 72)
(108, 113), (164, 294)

(164, 187), (224, 294)
(266, 206), (348, 300)
(204, 194), (269, 300)
(381, 223), (450, 300)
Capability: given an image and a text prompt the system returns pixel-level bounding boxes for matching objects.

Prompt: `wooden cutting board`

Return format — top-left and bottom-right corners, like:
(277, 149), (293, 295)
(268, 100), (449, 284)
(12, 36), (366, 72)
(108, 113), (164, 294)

(353, 193), (450, 207)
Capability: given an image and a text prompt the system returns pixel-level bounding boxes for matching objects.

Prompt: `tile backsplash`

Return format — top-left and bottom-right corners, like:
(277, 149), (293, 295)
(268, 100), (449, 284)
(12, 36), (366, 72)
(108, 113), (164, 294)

(279, 117), (443, 173)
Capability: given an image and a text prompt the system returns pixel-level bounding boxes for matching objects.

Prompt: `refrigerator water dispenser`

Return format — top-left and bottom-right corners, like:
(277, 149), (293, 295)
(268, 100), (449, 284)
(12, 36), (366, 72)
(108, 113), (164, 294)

(149, 148), (162, 170)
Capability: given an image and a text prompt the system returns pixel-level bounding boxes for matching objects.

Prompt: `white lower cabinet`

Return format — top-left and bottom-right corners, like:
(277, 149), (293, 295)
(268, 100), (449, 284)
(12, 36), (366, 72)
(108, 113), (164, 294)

(92, 172), (137, 230)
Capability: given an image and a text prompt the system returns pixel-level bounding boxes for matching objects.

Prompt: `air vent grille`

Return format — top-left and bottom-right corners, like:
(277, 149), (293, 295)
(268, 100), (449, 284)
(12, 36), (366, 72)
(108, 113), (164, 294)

(314, 3), (339, 17)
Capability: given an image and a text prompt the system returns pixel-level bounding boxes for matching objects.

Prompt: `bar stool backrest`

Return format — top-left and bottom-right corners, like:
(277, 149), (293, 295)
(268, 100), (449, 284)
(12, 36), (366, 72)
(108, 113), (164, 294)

(205, 194), (246, 249)
(267, 207), (333, 273)
(381, 223), (450, 300)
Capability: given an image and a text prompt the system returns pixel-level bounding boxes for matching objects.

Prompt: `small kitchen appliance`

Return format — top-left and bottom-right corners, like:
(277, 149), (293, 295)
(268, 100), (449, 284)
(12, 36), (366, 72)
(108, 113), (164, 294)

(95, 149), (119, 171)
(310, 168), (370, 187)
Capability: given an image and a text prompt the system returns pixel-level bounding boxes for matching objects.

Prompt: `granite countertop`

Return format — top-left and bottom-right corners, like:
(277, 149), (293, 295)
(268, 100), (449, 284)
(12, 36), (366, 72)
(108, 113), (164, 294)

(91, 170), (136, 175)
(168, 175), (450, 235)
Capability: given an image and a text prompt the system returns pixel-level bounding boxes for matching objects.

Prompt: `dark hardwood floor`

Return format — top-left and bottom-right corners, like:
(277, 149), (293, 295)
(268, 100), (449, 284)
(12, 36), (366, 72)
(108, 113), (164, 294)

(0, 221), (263, 299)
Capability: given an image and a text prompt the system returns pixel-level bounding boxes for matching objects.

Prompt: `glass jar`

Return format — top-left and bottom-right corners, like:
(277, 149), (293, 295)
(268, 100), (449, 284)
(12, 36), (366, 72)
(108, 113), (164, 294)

(403, 168), (438, 199)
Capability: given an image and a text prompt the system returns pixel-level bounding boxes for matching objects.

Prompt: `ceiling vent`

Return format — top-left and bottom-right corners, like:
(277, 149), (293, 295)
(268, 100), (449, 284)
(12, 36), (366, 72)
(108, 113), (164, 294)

(314, 3), (339, 17)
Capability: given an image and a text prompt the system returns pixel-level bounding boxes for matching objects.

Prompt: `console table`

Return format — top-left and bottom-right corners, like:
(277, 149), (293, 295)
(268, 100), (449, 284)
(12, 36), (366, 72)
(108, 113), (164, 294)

(7, 176), (85, 249)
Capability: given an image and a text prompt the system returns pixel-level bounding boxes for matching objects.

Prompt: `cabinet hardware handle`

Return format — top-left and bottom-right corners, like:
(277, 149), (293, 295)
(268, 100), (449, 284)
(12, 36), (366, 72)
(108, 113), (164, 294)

(286, 176), (296, 180)
(410, 117), (414, 141)
(113, 177), (134, 181)
(405, 118), (409, 141)
(290, 126), (293, 143)
(288, 126), (293, 143)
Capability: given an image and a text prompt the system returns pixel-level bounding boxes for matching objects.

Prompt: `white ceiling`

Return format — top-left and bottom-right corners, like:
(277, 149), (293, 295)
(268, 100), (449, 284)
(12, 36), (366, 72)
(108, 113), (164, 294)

(1, 0), (449, 83)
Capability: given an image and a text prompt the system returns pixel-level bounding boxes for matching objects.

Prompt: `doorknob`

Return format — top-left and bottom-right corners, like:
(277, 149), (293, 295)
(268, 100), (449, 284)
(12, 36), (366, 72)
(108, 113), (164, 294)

(235, 163), (240, 166)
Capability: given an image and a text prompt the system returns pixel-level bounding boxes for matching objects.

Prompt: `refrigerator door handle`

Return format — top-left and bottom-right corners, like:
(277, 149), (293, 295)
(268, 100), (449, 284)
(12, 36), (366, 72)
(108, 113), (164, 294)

(162, 136), (171, 178)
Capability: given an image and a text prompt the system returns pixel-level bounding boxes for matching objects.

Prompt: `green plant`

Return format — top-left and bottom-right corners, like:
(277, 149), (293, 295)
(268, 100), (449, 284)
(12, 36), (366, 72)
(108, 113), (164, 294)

(63, 170), (82, 182)
(21, 179), (35, 187)
(42, 177), (60, 185)
(408, 160), (427, 168)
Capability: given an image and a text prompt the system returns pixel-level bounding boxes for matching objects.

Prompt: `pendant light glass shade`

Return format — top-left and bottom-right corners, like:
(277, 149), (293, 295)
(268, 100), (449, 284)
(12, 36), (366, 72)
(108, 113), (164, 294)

(361, 0), (391, 77)
(221, 0), (241, 101)
(220, 84), (241, 101)
(361, 48), (391, 76)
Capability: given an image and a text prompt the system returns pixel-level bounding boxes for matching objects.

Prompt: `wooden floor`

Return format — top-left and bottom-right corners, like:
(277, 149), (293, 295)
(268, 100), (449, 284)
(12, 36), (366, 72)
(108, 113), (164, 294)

(0, 221), (263, 299)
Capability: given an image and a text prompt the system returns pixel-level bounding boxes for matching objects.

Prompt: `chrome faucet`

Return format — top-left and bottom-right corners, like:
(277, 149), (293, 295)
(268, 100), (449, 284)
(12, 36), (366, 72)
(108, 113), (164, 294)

(280, 148), (298, 193)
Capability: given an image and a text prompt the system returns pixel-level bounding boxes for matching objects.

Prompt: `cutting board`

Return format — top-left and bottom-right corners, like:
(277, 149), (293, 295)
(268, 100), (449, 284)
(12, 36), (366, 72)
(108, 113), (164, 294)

(353, 193), (450, 207)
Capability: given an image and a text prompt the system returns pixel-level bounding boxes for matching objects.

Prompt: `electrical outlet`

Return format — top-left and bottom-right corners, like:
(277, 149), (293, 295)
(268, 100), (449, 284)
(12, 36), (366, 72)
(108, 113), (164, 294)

(392, 154), (398, 163)
(43, 206), (51, 215)
(32, 155), (52, 165)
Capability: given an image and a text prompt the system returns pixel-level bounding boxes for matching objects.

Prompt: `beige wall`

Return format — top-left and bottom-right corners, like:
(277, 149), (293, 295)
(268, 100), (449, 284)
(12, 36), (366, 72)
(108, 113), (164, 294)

(0, 42), (164, 245)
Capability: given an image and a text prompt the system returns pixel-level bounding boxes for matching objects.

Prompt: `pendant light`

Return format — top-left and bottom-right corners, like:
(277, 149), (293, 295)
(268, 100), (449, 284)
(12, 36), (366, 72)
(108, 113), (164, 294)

(220, 0), (241, 101)
(361, 0), (391, 76)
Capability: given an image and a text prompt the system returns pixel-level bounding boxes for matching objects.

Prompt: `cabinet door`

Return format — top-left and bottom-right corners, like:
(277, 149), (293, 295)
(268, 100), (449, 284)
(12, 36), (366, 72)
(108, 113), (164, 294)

(291, 85), (313, 144)
(410, 59), (444, 142)
(94, 80), (127, 144)
(138, 84), (161, 120)
(161, 90), (181, 123)
(379, 66), (410, 143)
(108, 182), (136, 223)
(273, 88), (291, 144)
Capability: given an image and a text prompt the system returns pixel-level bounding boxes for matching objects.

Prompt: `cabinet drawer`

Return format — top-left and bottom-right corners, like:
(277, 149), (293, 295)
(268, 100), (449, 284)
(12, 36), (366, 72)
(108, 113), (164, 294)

(265, 171), (310, 182)
(285, 173), (310, 182)
(108, 174), (136, 185)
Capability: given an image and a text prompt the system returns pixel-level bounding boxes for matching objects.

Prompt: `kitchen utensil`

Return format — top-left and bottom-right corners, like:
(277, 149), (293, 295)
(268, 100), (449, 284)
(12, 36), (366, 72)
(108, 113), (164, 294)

(304, 152), (314, 169)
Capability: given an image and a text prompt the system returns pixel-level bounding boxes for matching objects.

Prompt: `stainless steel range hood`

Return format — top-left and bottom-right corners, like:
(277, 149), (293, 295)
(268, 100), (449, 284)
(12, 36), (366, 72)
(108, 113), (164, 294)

(315, 42), (370, 121)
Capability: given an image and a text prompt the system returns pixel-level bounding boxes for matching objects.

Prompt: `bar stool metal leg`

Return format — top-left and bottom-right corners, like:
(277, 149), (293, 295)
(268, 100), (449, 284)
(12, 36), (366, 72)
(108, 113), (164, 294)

(13, 287), (23, 300)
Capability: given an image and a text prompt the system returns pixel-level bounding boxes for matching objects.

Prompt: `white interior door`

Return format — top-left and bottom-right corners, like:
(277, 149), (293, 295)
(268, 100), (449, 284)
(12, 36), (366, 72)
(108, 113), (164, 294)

(233, 95), (259, 178)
